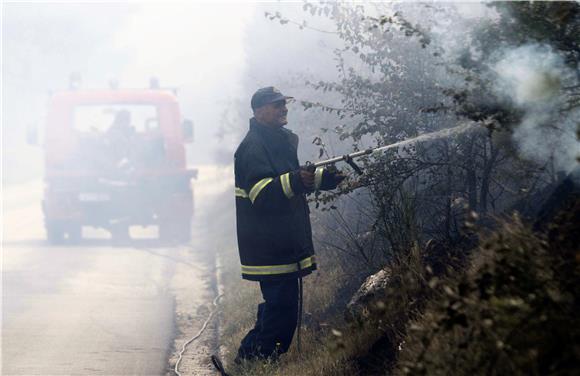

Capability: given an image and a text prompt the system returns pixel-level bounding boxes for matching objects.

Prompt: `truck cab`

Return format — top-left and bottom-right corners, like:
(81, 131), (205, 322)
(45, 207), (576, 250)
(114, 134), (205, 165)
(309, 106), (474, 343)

(42, 86), (196, 244)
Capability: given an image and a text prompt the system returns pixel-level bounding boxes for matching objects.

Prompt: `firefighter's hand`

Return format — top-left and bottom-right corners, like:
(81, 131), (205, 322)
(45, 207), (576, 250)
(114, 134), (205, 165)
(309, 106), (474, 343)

(299, 168), (315, 192)
(333, 171), (347, 185)
(326, 165), (346, 189)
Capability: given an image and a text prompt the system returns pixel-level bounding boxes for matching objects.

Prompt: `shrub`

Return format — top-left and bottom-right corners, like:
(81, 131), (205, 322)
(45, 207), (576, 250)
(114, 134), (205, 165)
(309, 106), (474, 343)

(396, 212), (579, 376)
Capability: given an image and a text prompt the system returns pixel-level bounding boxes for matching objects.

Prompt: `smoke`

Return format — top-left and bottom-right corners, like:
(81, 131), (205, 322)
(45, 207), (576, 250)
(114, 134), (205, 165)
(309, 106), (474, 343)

(491, 44), (579, 173)
(492, 45), (567, 107)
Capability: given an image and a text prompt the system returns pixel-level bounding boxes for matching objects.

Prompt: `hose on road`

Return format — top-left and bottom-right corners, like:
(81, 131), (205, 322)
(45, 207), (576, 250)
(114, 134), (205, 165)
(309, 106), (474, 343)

(174, 293), (224, 376)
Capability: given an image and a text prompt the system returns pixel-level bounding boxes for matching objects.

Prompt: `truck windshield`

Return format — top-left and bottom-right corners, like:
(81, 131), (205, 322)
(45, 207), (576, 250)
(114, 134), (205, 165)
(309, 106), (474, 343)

(73, 104), (159, 134)
(70, 104), (166, 172)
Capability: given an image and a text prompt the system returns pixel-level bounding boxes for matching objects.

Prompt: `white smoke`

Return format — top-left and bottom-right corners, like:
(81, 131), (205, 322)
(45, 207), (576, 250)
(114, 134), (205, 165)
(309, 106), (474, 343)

(492, 44), (567, 107)
(492, 44), (579, 173)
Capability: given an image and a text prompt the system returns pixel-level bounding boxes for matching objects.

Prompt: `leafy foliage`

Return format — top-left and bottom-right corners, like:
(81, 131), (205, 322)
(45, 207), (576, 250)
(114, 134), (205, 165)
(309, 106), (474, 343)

(271, 2), (579, 270)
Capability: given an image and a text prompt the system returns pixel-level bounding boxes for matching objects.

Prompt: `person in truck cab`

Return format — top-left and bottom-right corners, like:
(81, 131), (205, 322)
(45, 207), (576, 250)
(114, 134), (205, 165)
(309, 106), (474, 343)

(105, 109), (136, 171)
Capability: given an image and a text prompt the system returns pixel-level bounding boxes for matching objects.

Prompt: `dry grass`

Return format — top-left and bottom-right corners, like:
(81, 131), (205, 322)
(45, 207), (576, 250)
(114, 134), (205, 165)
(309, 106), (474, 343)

(216, 241), (430, 376)
(217, 246), (380, 376)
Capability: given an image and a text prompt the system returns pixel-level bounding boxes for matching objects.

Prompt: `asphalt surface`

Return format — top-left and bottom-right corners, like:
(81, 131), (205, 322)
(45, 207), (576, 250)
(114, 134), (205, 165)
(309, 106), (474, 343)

(2, 166), (234, 375)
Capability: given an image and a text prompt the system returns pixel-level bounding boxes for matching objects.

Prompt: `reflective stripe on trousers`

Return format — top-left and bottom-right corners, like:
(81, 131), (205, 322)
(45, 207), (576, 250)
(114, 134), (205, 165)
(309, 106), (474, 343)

(241, 256), (315, 276)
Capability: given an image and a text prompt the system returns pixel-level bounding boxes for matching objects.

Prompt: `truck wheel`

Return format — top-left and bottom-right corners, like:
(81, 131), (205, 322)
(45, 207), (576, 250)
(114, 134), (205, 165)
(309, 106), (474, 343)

(46, 221), (64, 244)
(176, 220), (192, 244)
(159, 223), (175, 244)
(111, 225), (130, 244)
(159, 219), (191, 245)
(67, 225), (82, 244)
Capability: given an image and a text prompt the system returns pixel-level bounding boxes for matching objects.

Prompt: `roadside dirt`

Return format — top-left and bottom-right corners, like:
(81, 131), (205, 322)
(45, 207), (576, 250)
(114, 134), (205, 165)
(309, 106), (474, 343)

(165, 165), (235, 376)
(165, 247), (220, 376)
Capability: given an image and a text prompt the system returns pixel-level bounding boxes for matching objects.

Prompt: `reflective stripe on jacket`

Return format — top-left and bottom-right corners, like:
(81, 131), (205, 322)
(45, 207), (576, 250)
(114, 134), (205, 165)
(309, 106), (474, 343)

(234, 118), (316, 281)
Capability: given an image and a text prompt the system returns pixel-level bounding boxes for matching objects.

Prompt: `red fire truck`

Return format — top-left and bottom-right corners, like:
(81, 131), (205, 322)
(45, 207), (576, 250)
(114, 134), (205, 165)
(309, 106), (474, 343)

(41, 82), (196, 244)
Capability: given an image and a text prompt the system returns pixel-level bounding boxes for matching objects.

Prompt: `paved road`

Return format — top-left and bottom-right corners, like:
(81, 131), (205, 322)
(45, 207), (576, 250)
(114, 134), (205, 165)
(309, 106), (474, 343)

(1, 169), (231, 375)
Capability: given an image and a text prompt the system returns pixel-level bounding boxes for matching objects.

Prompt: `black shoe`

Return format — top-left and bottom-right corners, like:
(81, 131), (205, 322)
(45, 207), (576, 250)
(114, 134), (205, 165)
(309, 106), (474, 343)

(211, 355), (231, 376)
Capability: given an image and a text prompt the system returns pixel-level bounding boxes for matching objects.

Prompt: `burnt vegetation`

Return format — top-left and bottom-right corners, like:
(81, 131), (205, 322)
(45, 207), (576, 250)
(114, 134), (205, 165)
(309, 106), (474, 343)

(223, 2), (580, 375)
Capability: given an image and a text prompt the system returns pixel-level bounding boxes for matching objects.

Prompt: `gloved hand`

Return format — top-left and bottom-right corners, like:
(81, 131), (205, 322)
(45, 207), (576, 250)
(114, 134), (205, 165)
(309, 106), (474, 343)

(299, 168), (316, 191)
(324, 165), (347, 188)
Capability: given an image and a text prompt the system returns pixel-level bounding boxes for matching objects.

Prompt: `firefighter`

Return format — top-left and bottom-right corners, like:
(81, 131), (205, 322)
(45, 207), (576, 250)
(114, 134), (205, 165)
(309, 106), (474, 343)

(234, 86), (345, 362)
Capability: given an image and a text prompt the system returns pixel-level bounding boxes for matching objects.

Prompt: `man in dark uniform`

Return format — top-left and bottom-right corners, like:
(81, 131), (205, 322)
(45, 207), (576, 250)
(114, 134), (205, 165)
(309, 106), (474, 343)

(234, 87), (344, 362)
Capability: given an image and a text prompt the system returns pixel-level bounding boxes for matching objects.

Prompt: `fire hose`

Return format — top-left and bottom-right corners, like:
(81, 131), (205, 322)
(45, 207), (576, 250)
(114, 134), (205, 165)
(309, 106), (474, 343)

(174, 293), (224, 376)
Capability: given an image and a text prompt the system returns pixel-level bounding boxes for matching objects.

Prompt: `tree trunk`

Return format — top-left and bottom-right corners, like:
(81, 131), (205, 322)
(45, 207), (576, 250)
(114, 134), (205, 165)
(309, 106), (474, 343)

(464, 139), (478, 210)
(480, 141), (499, 214)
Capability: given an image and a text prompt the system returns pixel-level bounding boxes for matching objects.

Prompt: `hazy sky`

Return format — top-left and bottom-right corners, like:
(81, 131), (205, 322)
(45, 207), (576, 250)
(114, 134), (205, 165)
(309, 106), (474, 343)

(2, 2), (254, 183)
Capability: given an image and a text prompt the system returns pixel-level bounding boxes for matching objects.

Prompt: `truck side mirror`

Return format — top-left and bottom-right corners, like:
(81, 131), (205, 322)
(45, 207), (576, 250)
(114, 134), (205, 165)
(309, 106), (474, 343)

(182, 119), (194, 143)
(26, 123), (38, 145)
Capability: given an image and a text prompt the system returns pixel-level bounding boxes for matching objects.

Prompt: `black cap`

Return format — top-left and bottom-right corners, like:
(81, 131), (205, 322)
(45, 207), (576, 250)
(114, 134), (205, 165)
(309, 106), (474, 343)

(251, 86), (293, 110)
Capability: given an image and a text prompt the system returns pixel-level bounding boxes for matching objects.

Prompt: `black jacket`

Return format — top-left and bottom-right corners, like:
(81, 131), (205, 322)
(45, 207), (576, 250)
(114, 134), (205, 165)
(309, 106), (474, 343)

(234, 118), (337, 281)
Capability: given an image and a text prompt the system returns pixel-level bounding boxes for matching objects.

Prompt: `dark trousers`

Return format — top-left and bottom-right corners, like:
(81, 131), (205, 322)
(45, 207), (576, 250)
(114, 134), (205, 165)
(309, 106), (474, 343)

(236, 278), (299, 361)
